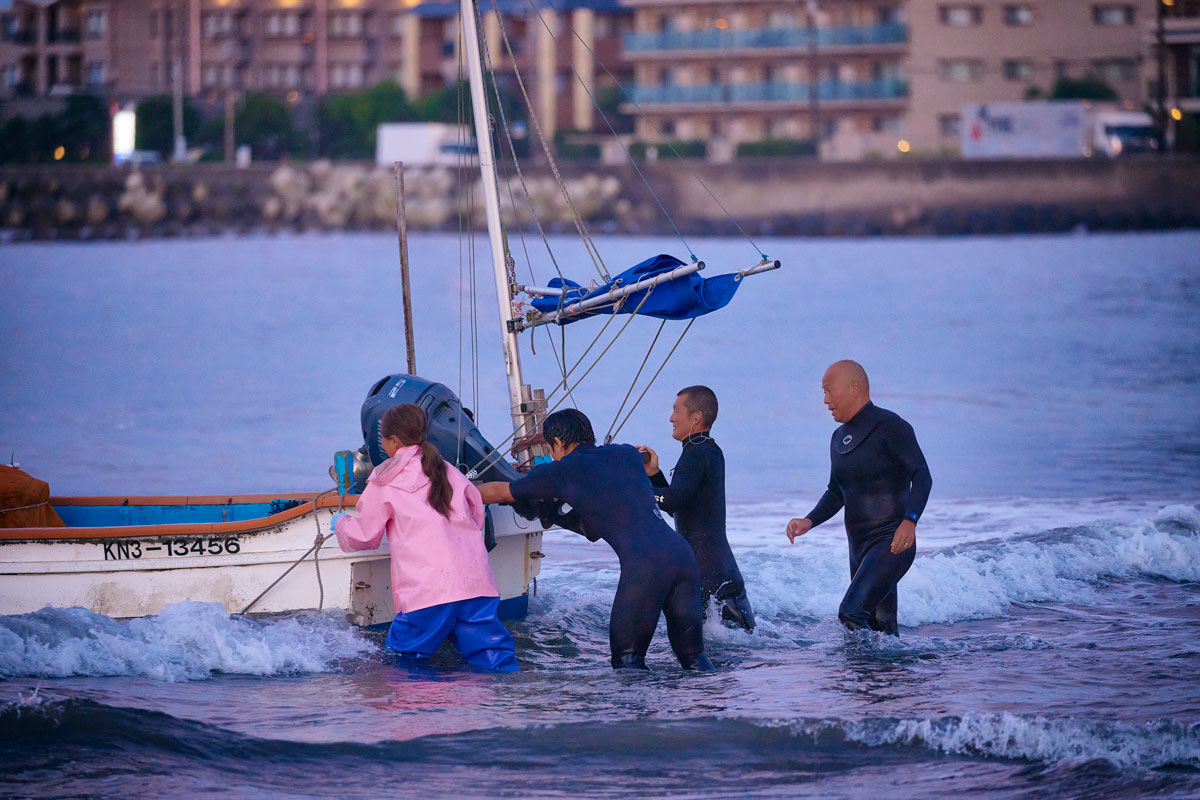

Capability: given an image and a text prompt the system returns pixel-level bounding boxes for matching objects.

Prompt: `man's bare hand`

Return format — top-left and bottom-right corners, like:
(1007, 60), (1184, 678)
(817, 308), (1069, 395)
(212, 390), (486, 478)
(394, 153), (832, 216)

(786, 517), (812, 544)
(478, 482), (513, 505)
(890, 519), (916, 554)
(635, 445), (658, 476)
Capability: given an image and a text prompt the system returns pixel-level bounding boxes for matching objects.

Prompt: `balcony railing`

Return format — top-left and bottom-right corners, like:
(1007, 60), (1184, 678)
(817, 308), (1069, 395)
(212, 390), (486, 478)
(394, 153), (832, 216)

(628, 79), (908, 105)
(623, 22), (907, 53)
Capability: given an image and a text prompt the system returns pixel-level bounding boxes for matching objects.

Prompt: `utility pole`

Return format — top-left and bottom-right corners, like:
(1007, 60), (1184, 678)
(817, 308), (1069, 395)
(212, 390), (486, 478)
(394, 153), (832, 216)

(1156, 0), (1168, 153)
(806, 0), (821, 158)
(172, 0), (186, 161)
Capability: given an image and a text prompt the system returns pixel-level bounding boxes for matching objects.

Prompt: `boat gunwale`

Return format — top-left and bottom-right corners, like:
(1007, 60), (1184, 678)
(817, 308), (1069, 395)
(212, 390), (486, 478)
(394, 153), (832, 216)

(1, 492), (360, 542)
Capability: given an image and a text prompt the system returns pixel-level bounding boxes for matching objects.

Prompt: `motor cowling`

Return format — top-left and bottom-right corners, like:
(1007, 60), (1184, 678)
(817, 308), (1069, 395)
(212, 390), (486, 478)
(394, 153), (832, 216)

(355, 373), (582, 539)
(359, 374), (520, 486)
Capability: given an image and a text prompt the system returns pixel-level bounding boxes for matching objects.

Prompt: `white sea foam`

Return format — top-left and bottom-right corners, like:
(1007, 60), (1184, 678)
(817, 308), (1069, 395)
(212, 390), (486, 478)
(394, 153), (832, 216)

(0, 601), (373, 681)
(740, 504), (1200, 626)
(832, 712), (1200, 769)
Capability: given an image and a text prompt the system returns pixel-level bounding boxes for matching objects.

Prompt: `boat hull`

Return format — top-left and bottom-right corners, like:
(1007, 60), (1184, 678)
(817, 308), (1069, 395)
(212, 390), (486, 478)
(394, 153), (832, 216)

(0, 493), (543, 624)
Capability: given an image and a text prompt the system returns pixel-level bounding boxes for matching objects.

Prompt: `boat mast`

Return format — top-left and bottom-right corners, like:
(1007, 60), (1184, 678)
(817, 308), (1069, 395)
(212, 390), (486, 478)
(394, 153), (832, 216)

(459, 0), (538, 451)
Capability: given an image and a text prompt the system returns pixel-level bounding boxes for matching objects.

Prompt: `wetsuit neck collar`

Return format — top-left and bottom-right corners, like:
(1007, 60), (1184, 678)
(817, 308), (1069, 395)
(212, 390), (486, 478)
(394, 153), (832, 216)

(835, 402), (888, 454)
(681, 432), (713, 448)
(844, 401), (876, 425)
(562, 442), (597, 459)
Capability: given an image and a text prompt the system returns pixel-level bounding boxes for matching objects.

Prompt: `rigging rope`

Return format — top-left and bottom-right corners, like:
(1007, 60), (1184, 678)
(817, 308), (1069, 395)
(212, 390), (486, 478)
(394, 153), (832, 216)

(482, 0), (609, 282)
(537, 0), (768, 261)
(604, 319), (665, 443)
(464, 283), (658, 477)
(239, 489), (336, 616)
(525, 0), (698, 263)
(608, 318), (696, 442)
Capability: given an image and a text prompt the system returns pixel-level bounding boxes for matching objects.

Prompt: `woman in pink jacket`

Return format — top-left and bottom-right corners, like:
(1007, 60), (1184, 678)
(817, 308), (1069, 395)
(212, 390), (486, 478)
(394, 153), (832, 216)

(330, 403), (518, 672)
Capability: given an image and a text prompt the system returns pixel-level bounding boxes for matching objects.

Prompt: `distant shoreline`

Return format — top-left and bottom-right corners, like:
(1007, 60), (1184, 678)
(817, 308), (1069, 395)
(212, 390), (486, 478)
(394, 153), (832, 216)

(2, 157), (1197, 241)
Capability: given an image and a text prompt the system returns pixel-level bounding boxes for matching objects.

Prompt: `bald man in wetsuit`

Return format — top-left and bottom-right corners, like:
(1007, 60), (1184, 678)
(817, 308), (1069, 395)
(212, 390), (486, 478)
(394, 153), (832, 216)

(787, 360), (932, 635)
(479, 409), (714, 671)
(638, 386), (755, 632)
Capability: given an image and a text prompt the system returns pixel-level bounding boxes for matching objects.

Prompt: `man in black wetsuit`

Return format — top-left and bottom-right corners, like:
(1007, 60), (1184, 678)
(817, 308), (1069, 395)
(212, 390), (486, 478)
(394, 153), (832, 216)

(478, 409), (715, 671)
(638, 386), (755, 632)
(787, 360), (932, 635)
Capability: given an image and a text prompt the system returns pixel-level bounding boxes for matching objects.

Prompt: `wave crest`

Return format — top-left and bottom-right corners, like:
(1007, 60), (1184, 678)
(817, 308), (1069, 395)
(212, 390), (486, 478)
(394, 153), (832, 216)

(0, 601), (372, 681)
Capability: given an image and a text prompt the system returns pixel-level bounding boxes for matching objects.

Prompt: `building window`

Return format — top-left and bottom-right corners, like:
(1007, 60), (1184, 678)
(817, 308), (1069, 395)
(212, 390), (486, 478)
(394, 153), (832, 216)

(877, 5), (901, 25)
(203, 12), (232, 39)
(84, 9), (107, 38)
(939, 58), (985, 82)
(330, 63), (364, 89)
(1092, 5), (1134, 26)
(938, 5), (983, 26)
(1055, 60), (1071, 79)
(939, 114), (960, 137)
(149, 11), (158, 37)
(1002, 5), (1033, 26)
(1003, 59), (1034, 81)
(86, 61), (104, 86)
(329, 13), (362, 38)
(2, 63), (19, 88)
(391, 14), (404, 36)
(265, 13), (299, 38)
(1092, 59), (1136, 81)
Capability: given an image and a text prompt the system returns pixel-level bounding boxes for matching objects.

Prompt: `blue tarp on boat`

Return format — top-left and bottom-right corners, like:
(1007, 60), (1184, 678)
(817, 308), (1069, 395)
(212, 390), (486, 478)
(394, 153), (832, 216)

(529, 254), (745, 325)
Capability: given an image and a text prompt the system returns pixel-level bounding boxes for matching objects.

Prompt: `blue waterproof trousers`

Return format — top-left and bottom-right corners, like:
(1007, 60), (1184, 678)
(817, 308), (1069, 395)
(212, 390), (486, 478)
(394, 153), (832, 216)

(385, 596), (519, 672)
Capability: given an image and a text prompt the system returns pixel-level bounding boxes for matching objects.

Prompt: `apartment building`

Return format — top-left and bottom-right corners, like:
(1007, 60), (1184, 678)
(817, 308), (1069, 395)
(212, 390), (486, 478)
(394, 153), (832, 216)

(620, 0), (909, 159)
(0, 0), (114, 98)
(1152, 0), (1200, 118)
(400, 0), (632, 136)
(0, 0), (1181, 156)
(907, 0), (1156, 154)
(0, 0), (631, 138)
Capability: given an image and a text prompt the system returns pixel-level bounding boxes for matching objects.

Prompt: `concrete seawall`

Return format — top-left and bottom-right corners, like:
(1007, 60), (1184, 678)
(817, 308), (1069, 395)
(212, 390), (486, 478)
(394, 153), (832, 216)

(2, 157), (1197, 241)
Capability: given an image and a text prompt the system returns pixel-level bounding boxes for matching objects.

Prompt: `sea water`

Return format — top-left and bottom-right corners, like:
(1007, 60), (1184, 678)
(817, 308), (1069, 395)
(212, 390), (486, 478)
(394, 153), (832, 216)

(1, 231), (1198, 798)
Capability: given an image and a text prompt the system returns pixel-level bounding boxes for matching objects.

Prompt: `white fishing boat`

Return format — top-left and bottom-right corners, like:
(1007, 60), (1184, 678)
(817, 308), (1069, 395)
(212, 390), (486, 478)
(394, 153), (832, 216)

(0, 0), (779, 625)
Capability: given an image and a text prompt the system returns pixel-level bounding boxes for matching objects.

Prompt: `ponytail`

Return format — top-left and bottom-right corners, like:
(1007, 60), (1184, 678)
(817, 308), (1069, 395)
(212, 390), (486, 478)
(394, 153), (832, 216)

(420, 440), (453, 519)
(381, 403), (454, 519)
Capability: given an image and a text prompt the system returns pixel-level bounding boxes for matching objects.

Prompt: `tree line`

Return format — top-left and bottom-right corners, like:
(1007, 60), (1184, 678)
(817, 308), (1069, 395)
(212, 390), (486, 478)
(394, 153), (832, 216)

(0, 81), (500, 164)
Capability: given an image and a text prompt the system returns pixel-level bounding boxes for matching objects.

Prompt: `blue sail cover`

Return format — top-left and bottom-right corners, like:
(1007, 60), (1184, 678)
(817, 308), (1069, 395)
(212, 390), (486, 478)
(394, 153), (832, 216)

(529, 254), (745, 325)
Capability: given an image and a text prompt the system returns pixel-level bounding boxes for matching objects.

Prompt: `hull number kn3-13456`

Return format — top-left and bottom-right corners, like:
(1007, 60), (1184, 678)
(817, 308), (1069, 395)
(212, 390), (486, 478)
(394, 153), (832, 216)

(101, 537), (243, 561)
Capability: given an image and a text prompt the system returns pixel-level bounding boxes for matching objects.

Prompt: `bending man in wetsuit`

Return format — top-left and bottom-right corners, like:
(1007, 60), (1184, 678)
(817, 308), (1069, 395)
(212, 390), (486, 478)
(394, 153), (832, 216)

(479, 409), (715, 671)
(787, 360), (932, 635)
(638, 385), (755, 632)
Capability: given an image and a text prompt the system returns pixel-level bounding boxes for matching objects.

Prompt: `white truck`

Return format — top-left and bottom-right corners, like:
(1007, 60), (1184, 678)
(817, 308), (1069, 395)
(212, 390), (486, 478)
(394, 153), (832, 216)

(961, 101), (1158, 158)
(375, 123), (477, 167)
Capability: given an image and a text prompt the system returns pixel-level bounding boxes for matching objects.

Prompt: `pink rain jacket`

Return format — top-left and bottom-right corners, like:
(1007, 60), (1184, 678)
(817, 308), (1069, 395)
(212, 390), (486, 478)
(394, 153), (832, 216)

(334, 445), (499, 614)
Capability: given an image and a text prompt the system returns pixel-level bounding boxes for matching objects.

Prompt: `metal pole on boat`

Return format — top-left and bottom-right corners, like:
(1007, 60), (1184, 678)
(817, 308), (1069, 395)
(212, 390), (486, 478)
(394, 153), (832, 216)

(459, 0), (533, 445)
(393, 161), (417, 375)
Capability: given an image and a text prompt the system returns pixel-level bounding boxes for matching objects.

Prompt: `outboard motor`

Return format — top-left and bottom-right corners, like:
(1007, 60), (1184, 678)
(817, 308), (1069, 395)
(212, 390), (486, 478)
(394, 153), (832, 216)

(350, 373), (581, 542)
(358, 374), (520, 488)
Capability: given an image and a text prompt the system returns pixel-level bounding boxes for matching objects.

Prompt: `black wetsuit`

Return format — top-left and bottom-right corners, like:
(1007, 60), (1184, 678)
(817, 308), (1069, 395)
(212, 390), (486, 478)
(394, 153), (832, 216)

(805, 402), (932, 635)
(509, 443), (711, 670)
(650, 434), (755, 631)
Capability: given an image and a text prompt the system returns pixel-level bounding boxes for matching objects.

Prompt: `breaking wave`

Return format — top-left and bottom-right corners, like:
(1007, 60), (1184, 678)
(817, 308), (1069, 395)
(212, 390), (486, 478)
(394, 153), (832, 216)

(0, 601), (372, 681)
(741, 504), (1200, 626)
